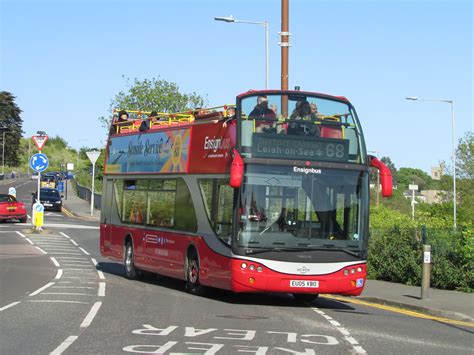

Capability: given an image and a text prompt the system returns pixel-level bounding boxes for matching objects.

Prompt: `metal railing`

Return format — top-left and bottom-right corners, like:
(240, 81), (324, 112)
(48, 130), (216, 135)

(74, 180), (102, 210)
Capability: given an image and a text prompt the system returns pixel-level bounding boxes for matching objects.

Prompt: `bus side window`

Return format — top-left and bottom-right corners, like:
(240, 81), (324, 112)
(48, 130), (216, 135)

(199, 179), (233, 243)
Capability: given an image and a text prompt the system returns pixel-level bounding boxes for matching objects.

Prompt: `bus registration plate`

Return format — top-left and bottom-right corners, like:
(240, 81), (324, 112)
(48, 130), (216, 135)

(290, 280), (319, 288)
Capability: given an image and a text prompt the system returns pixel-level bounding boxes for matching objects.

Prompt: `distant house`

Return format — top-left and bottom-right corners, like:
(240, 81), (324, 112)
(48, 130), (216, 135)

(403, 189), (447, 204)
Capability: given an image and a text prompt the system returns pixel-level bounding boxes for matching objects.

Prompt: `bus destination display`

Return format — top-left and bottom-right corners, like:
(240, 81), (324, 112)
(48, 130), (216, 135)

(252, 134), (349, 162)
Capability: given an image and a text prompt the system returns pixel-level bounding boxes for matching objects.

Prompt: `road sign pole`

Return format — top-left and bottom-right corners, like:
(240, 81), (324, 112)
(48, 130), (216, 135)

(85, 150), (101, 217)
(90, 162), (96, 216)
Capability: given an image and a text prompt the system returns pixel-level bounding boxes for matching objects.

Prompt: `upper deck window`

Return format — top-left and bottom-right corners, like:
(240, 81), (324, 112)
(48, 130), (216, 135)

(239, 93), (365, 164)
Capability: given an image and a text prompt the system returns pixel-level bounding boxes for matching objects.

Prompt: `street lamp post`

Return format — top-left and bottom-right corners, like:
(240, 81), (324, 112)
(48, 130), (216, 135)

(214, 15), (269, 89)
(406, 96), (457, 229)
(0, 126), (10, 176)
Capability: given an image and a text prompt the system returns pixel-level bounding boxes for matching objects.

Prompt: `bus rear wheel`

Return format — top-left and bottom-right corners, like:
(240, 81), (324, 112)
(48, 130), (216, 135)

(186, 253), (204, 296)
(124, 242), (137, 279)
(293, 293), (319, 303)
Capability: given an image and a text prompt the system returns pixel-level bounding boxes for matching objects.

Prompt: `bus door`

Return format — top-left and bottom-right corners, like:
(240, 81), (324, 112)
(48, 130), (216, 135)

(101, 178), (115, 254)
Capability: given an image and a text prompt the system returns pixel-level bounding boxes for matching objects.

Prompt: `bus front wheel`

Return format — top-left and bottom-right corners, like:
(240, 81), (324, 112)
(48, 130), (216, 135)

(186, 253), (204, 295)
(124, 242), (137, 279)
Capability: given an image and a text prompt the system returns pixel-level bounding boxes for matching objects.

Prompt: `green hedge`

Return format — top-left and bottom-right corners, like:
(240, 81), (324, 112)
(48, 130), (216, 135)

(368, 227), (473, 292)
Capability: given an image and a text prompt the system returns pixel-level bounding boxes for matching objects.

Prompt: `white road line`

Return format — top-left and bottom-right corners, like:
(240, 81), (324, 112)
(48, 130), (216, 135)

(50, 257), (60, 267)
(55, 257), (89, 260)
(0, 301), (20, 311)
(16, 231), (27, 238)
(25, 238), (34, 245)
(98, 282), (105, 297)
(78, 247), (90, 256)
(91, 258), (98, 266)
(311, 306), (367, 354)
(28, 300), (89, 304)
(60, 232), (71, 239)
(47, 253), (83, 256)
(346, 337), (359, 345)
(55, 269), (63, 279)
(98, 270), (105, 280)
(36, 246), (47, 254)
(52, 286), (94, 289)
(70, 239), (78, 246)
(80, 302), (102, 328)
(42, 293), (94, 296)
(50, 335), (78, 355)
(29, 282), (55, 296)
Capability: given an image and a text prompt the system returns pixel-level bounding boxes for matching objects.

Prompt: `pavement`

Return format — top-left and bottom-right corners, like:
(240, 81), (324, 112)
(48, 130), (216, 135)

(62, 184), (473, 324)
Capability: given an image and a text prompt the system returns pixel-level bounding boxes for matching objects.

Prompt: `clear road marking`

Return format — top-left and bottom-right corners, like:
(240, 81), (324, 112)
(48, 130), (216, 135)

(25, 238), (34, 245)
(56, 257), (89, 260)
(310, 306), (367, 354)
(35, 246), (47, 254)
(0, 301), (20, 312)
(29, 282), (55, 296)
(42, 292), (94, 296)
(98, 282), (106, 297)
(80, 301), (102, 328)
(60, 232), (71, 239)
(50, 257), (60, 267)
(78, 247), (90, 256)
(55, 269), (63, 279)
(52, 286), (94, 289)
(322, 294), (474, 328)
(16, 231), (27, 238)
(91, 258), (98, 266)
(50, 335), (78, 355)
(28, 300), (89, 304)
(98, 270), (105, 280)
(70, 239), (79, 246)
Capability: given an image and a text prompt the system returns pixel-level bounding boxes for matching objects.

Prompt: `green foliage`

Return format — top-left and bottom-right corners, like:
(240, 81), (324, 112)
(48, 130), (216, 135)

(368, 203), (473, 292)
(98, 76), (208, 128)
(397, 167), (433, 190)
(0, 91), (24, 167)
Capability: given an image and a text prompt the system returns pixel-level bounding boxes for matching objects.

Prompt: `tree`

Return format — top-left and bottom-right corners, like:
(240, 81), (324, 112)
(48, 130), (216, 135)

(397, 167), (433, 190)
(98, 77), (207, 129)
(0, 91), (24, 167)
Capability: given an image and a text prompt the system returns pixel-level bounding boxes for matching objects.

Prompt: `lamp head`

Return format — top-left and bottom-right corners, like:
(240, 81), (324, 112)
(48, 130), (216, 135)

(214, 15), (235, 23)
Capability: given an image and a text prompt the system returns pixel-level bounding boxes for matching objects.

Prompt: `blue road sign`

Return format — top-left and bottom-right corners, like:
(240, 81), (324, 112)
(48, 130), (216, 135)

(57, 181), (64, 192)
(30, 153), (49, 172)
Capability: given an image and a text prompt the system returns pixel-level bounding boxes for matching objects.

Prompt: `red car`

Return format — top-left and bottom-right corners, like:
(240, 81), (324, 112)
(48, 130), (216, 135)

(0, 194), (27, 223)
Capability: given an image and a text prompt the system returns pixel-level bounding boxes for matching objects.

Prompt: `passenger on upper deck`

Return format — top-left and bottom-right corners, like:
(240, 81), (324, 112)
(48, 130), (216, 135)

(117, 110), (129, 122)
(248, 95), (276, 133)
(288, 100), (320, 136)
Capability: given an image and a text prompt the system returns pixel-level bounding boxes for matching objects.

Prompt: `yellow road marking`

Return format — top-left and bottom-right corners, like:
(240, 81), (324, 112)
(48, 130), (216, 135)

(322, 294), (474, 328)
(62, 208), (74, 218)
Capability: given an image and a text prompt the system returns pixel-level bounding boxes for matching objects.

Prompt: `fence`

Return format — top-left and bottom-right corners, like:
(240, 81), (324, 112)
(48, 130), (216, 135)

(74, 180), (102, 210)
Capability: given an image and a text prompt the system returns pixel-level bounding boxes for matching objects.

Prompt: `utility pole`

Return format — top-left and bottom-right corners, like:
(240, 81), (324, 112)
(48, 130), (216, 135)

(280, 0), (290, 116)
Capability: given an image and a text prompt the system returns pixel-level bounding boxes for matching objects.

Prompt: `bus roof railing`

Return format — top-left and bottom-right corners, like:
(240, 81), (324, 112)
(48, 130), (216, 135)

(111, 105), (236, 134)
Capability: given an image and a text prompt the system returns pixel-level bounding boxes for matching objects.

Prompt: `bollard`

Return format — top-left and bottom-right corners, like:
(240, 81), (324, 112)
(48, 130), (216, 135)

(421, 244), (431, 299)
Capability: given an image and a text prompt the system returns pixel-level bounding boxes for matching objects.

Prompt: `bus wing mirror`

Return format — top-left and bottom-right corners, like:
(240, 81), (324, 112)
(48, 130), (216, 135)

(230, 148), (244, 188)
(369, 155), (393, 197)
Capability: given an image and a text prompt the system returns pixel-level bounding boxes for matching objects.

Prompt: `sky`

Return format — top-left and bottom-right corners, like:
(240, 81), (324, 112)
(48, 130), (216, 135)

(1, 0), (472, 173)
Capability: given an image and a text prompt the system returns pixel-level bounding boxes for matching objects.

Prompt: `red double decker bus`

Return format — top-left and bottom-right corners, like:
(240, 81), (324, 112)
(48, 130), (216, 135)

(100, 90), (392, 300)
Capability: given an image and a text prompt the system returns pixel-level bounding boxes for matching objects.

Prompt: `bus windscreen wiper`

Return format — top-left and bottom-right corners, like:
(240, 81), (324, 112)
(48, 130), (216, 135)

(306, 245), (363, 258)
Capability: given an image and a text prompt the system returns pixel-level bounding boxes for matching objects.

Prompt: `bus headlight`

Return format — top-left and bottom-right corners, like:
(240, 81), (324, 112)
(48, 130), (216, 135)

(257, 266), (263, 273)
(241, 262), (247, 269)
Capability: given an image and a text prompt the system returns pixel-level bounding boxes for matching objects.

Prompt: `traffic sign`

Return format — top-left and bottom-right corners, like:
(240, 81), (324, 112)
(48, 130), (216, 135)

(8, 187), (16, 197)
(32, 135), (48, 151)
(32, 202), (44, 230)
(409, 184), (419, 191)
(86, 150), (101, 164)
(30, 153), (49, 172)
